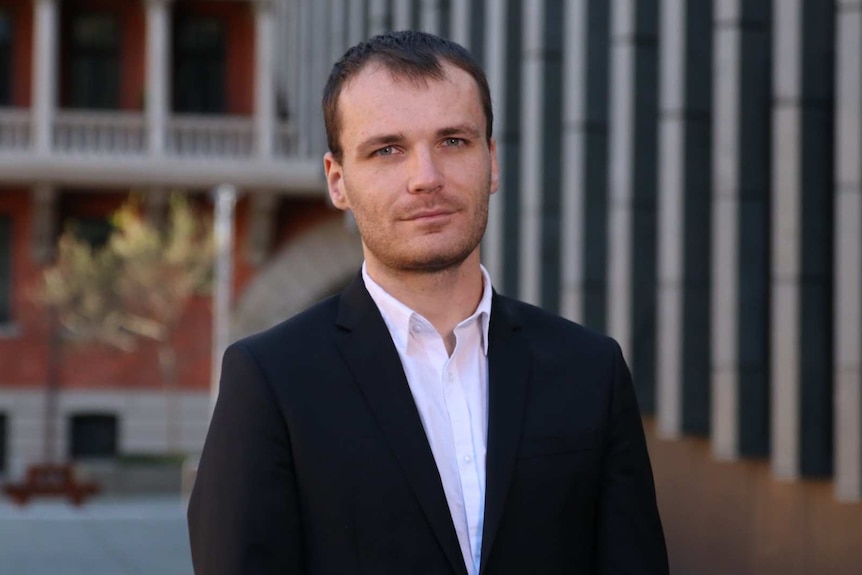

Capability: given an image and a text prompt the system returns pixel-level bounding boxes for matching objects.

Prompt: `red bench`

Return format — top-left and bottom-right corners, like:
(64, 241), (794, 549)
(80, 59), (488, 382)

(3, 463), (100, 506)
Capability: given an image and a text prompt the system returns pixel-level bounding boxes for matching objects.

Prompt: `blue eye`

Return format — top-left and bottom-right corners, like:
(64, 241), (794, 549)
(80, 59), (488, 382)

(373, 146), (395, 157)
(444, 138), (465, 147)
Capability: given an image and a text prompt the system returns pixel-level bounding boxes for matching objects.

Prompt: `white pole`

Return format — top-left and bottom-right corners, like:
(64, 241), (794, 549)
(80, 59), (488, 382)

(254, 0), (275, 158)
(211, 184), (237, 413)
(32, 0), (58, 155)
(146, 0), (171, 156)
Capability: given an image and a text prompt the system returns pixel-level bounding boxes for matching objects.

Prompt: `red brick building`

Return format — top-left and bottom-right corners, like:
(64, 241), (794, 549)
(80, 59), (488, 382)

(0, 0), (356, 476)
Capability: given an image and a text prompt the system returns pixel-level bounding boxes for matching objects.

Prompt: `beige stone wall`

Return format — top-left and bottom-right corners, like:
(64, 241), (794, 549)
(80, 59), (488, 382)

(0, 389), (210, 478)
(647, 419), (862, 575)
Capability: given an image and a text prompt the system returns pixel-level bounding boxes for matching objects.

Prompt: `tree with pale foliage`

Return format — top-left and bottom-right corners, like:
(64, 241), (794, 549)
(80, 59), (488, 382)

(41, 193), (213, 451)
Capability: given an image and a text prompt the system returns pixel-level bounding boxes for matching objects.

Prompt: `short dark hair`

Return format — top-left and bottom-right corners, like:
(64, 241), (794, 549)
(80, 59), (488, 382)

(322, 30), (493, 162)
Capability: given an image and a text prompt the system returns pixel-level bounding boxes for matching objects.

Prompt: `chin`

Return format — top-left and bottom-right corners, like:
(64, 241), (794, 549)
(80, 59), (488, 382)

(394, 246), (478, 273)
(364, 228), (484, 274)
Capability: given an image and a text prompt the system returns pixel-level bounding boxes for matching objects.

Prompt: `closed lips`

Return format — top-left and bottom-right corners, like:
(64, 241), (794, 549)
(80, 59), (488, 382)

(403, 209), (456, 220)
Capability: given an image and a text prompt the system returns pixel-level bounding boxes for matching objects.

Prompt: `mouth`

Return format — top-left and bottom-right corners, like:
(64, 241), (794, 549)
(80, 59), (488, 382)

(403, 209), (456, 222)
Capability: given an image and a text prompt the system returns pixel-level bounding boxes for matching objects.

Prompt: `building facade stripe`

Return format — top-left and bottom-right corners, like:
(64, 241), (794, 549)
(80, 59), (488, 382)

(834, 1), (862, 500)
(608, 0), (659, 411)
(770, 0), (835, 480)
(711, 0), (772, 460)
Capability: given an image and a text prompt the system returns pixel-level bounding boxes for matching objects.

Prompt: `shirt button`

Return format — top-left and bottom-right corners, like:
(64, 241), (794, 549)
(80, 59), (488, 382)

(448, 372), (455, 382)
(464, 455), (472, 463)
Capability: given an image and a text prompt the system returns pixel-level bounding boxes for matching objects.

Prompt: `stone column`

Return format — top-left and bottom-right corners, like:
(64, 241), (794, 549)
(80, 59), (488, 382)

(285, 0), (302, 132)
(254, 0), (276, 158)
(518, 0), (564, 311)
(656, 0), (713, 438)
(298, 0), (330, 156)
(496, 0), (525, 295)
(421, 0), (441, 35)
(480, 0), (508, 288)
(835, 0), (862, 501)
(32, 0), (58, 155)
(311, 0), (330, 155)
(518, 0), (546, 307)
(711, 0), (772, 459)
(607, 0), (659, 411)
(393, 0), (413, 31)
(296, 0), (312, 156)
(468, 1), (486, 62)
(146, 0), (171, 156)
(771, 0), (835, 481)
(450, 0), (470, 46)
(368, 0), (389, 36)
(348, 0), (366, 46)
(560, 0), (610, 328)
(328, 0), (346, 76)
(211, 185), (237, 409)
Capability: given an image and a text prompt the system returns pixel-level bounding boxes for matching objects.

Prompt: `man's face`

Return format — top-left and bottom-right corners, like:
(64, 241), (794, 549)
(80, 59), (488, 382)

(324, 62), (499, 275)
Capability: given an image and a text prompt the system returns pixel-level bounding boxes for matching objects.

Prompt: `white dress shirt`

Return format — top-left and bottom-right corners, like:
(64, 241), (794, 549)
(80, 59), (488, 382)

(362, 263), (492, 575)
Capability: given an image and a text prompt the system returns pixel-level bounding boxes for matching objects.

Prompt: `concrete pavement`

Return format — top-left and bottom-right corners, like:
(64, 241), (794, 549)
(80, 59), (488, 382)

(0, 495), (192, 575)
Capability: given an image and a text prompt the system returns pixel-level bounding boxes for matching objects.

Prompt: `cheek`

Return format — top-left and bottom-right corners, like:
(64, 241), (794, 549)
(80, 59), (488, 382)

(344, 190), (387, 229)
(345, 175), (401, 216)
(442, 156), (491, 190)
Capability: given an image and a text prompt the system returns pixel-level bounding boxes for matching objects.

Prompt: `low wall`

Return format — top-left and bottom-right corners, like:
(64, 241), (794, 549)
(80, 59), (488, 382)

(645, 420), (862, 575)
(75, 461), (183, 495)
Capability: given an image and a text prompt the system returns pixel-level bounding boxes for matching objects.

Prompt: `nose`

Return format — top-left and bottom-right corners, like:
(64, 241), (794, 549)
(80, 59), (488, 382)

(407, 146), (443, 194)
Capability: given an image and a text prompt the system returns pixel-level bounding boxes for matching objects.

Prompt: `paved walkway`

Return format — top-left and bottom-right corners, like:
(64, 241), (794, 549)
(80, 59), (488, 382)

(0, 495), (193, 575)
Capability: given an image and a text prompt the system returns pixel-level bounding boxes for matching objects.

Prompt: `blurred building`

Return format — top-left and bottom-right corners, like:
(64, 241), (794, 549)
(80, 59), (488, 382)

(1, 0), (862, 573)
(0, 0), (346, 476)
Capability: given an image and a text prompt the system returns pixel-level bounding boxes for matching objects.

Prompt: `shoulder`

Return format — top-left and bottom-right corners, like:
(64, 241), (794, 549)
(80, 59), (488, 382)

(493, 293), (621, 360)
(229, 293), (341, 364)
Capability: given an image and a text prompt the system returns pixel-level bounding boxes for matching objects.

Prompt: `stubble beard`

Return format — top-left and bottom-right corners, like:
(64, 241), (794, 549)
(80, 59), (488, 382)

(349, 177), (492, 275)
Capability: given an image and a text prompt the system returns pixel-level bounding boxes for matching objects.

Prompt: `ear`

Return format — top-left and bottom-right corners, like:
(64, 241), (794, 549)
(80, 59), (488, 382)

(324, 152), (350, 210)
(489, 138), (500, 195)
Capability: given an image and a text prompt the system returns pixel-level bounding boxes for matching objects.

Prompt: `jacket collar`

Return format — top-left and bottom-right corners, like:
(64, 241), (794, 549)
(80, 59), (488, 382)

(335, 273), (531, 575)
(360, 262), (493, 356)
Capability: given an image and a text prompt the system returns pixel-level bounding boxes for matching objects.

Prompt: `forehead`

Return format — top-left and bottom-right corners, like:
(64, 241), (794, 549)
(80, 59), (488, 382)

(336, 63), (484, 144)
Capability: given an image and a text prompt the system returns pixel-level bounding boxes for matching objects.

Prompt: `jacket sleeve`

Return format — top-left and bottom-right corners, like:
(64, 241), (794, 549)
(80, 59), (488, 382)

(188, 342), (305, 575)
(595, 341), (669, 575)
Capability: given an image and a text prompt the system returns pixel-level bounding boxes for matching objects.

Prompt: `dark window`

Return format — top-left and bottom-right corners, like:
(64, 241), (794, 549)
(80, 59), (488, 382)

(69, 413), (118, 459)
(0, 216), (11, 324)
(0, 11), (12, 106)
(0, 413), (7, 474)
(69, 13), (120, 109)
(173, 17), (226, 114)
(69, 216), (114, 249)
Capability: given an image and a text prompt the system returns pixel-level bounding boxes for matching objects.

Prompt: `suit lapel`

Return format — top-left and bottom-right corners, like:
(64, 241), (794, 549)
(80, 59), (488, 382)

(334, 275), (468, 575)
(480, 295), (532, 573)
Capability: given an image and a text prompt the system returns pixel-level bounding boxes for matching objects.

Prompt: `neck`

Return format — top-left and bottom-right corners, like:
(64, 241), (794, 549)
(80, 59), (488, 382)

(366, 252), (485, 353)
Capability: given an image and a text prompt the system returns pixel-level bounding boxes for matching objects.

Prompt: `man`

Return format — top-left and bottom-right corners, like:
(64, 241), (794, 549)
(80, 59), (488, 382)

(188, 31), (668, 575)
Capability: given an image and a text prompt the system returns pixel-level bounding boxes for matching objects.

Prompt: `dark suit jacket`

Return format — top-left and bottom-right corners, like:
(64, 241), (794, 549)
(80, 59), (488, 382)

(188, 273), (668, 575)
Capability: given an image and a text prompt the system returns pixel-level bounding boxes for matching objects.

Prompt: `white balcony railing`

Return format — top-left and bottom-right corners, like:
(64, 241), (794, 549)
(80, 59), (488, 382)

(54, 110), (146, 156)
(0, 110), (301, 160)
(0, 108), (32, 151)
(168, 115), (256, 158)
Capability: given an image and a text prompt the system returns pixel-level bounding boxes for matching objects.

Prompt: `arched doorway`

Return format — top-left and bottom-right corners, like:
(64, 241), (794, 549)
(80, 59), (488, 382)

(232, 215), (363, 339)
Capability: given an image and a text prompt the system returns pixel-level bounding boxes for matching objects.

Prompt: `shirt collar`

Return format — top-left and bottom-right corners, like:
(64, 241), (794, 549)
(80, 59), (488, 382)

(362, 262), (493, 356)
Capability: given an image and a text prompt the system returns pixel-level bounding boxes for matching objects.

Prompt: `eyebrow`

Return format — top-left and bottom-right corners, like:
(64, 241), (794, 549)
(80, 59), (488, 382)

(437, 124), (481, 139)
(356, 124), (482, 154)
(357, 133), (405, 153)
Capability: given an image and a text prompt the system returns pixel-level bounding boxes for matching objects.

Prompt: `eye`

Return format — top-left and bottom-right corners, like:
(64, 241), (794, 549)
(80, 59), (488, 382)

(372, 146), (396, 157)
(443, 137), (466, 147)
